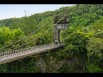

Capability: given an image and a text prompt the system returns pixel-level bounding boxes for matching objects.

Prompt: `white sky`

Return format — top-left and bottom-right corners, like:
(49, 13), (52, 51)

(0, 4), (74, 20)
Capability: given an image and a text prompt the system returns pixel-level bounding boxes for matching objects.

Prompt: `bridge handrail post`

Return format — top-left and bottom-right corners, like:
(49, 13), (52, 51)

(14, 50), (17, 56)
(38, 45), (39, 51)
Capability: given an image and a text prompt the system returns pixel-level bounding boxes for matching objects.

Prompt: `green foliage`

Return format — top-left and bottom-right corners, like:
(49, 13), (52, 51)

(95, 31), (103, 39)
(35, 31), (52, 45)
(59, 63), (71, 73)
(86, 63), (103, 73)
(64, 32), (88, 58)
(86, 37), (103, 63)
(0, 26), (25, 51)
(92, 16), (103, 32)
(0, 4), (103, 73)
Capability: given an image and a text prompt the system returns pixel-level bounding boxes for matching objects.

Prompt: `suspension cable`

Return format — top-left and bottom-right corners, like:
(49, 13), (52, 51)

(0, 13), (64, 51)
(0, 17), (53, 50)
(9, 15), (67, 51)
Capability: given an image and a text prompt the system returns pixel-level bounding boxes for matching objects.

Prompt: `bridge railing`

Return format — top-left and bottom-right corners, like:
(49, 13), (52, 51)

(0, 44), (64, 59)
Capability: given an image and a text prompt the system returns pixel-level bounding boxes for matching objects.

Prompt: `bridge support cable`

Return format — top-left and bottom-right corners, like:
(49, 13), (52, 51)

(0, 17), (57, 51)
(0, 13), (67, 53)
(0, 14), (68, 64)
(0, 13), (65, 51)
(0, 44), (64, 64)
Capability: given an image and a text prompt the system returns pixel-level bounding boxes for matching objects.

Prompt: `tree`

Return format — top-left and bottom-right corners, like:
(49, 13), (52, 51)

(86, 37), (103, 64)
(0, 26), (25, 52)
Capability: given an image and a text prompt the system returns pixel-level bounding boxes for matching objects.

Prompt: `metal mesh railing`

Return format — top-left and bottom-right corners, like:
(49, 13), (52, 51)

(0, 44), (64, 64)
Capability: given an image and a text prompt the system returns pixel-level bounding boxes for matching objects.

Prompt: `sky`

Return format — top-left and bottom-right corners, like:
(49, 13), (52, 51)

(0, 4), (74, 20)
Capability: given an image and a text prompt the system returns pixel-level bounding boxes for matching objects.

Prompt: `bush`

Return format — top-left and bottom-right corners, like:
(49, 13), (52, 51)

(64, 32), (88, 58)
(0, 26), (25, 51)
(86, 37), (103, 64)
(86, 63), (103, 73)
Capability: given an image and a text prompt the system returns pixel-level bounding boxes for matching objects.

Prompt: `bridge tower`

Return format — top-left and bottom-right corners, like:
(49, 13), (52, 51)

(54, 16), (68, 44)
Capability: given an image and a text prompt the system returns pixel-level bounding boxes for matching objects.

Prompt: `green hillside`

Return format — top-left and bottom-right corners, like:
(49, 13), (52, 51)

(0, 4), (103, 73)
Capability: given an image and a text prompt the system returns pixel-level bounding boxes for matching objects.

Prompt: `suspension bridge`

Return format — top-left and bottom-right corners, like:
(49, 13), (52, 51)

(0, 15), (69, 64)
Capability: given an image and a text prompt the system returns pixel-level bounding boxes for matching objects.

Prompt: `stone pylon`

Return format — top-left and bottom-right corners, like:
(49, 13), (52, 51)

(54, 16), (68, 44)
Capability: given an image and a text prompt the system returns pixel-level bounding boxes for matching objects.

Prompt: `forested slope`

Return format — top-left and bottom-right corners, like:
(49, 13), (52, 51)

(0, 4), (103, 73)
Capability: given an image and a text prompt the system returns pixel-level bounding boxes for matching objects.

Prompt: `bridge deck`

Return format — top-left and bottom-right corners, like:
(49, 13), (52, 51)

(0, 44), (64, 64)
